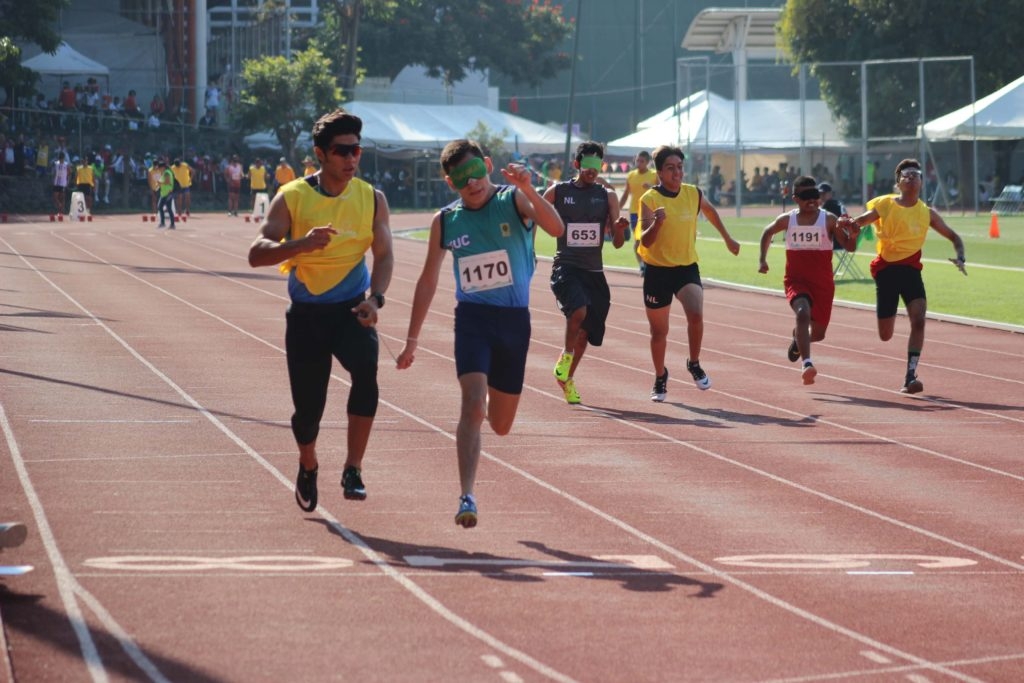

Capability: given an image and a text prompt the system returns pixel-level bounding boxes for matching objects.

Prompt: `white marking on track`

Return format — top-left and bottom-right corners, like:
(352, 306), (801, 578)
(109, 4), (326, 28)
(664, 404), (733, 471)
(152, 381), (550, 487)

(860, 650), (893, 664)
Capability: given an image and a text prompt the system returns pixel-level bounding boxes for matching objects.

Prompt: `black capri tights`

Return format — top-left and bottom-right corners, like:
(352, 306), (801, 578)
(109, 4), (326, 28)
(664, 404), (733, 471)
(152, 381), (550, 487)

(285, 300), (379, 445)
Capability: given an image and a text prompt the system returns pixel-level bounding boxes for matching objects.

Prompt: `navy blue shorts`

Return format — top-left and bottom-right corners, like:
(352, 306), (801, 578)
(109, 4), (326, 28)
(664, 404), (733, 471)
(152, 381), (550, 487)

(874, 265), (926, 318)
(642, 263), (702, 309)
(454, 302), (531, 394)
(550, 264), (611, 346)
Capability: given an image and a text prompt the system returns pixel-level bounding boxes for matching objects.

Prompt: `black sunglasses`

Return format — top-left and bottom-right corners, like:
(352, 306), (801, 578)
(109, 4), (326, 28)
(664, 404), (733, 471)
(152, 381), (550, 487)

(328, 143), (362, 157)
(795, 188), (820, 200)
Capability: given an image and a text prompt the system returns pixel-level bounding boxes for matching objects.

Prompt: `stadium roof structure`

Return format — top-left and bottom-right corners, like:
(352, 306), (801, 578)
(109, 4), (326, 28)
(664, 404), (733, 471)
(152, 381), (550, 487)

(680, 7), (784, 100)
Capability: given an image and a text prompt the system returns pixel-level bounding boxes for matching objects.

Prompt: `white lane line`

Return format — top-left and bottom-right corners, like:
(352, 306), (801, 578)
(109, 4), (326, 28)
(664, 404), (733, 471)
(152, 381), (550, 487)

(860, 650), (893, 664)
(846, 571), (914, 576)
(55, 232), (994, 681)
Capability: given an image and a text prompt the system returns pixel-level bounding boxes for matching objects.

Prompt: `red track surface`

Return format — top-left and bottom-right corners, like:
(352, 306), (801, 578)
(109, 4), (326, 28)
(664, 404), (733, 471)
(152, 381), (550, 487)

(1, 211), (1022, 683)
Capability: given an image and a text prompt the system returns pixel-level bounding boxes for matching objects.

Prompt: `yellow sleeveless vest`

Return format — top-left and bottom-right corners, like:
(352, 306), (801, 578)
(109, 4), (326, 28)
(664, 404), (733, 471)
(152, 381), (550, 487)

(280, 177), (376, 295)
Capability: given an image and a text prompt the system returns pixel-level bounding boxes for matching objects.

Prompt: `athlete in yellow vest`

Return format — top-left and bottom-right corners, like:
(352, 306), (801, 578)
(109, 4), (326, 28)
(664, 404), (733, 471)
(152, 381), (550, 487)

(638, 145), (740, 402)
(247, 109), (394, 513)
(841, 158), (966, 394)
(618, 150), (658, 273)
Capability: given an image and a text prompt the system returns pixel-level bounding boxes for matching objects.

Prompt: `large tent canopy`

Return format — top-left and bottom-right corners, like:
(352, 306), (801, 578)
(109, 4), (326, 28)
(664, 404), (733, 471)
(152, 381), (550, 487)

(922, 74), (1024, 141)
(22, 41), (109, 79)
(606, 90), (850, 156)
(245, 101), (579, 158)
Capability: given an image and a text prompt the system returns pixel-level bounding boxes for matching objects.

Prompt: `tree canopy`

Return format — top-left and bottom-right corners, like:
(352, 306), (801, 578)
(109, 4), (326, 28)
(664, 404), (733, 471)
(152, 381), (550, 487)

(0, 0), (70, 101)
(778, 0), (1024, 139)
(234, 47), (342, 161)
(315, 0), (573, 96)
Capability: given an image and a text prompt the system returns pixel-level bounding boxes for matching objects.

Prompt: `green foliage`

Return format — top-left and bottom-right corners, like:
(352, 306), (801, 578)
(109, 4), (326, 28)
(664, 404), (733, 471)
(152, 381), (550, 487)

(465, 121), (509, 165)
(0, 0), (70, 99)
(778, 0), (1024, 139)
(234, 47), (342, 160)
(0, 0), (68, 52)
(320, 0), (572, 90)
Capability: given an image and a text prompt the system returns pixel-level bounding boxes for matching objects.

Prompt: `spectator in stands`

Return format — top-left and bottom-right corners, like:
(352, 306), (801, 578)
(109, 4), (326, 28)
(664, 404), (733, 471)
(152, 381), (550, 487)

(124, 90), (142, 118)
(150, 93), (165, 119)
(198, 107), (217, 128)
(205, 82), (220, 115)
(58, 81), (77, 110)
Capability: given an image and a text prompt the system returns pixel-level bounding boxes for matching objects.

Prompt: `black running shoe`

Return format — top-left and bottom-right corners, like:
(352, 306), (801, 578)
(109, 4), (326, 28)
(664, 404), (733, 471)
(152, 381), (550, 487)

(341, 465), (367, 500)
(901, 374), (924, 394)
(686, 359), (712, 390)
(651, 369), (669, 402)
(295, 465), (318, 512)
(787, 337), (800, 363)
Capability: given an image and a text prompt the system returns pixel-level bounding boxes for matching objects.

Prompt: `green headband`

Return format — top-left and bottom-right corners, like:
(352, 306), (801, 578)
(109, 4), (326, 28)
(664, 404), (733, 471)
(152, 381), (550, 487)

(579, 155), (603, 171)
(448, 156), (488, 189)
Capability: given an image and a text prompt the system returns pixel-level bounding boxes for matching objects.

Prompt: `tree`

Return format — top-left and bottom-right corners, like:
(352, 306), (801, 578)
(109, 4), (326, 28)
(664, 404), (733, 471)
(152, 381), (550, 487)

(778, 0), (1024, 191)
(780, 1), (1024, 133)
(0, 0), (70, 103)
(234, 47), (342, 162)
(316, 0), (572, 96)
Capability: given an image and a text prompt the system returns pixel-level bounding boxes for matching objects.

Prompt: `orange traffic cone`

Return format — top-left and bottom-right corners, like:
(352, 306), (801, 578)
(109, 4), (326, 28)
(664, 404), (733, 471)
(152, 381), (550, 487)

(989, 213), (1000, 239)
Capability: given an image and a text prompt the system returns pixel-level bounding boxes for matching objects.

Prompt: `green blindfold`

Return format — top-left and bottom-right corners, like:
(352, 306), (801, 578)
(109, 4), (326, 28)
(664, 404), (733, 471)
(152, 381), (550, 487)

(449, 157), (488, 189)
(579, 155), (603, 171)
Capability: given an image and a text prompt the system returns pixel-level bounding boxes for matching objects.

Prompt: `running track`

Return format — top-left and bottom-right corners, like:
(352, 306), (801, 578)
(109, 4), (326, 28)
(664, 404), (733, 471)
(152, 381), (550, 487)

(1, 211), (1022, 683)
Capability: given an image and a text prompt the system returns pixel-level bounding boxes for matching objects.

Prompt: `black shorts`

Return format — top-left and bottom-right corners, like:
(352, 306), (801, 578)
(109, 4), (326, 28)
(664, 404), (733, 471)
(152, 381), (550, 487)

(454, 302), (531, 394)
(550, 264), (612, 346)
(874, 264), (926, 318)
(642, 263), (702, 309)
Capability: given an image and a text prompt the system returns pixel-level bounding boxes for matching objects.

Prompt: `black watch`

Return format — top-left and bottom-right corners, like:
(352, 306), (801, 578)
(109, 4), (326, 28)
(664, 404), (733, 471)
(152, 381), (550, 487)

(370, 292), (385, 309)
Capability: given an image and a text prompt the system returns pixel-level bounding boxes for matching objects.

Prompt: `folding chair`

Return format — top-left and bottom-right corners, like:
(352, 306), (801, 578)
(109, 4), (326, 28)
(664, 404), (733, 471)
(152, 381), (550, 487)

(991, 185), (1023, 215)
(833, 247), (865, 280)
(833, 226), (868, 280)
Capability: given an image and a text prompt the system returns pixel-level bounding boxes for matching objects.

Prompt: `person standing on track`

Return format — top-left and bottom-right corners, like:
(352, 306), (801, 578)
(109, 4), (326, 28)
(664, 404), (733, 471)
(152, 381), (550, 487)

(395, 139), (564, 528)
(638, 145), (740, 402)
(618, 150), (657, 274)
(547, 141), (629, 405)
(51, 151), (70, 216)
(758, 176), (858, 384)
(156, 158), (176, 229)
(248, 109), (394, 512)
(839, 158), (966, 394)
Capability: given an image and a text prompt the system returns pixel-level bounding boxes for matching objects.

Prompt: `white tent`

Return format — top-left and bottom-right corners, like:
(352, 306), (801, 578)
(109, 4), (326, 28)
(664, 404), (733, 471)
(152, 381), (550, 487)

(922, 74), (1024, 141)
(607, 90), (850, 155)
(22, 41), (109, 80)
(244, 101), (579, 157)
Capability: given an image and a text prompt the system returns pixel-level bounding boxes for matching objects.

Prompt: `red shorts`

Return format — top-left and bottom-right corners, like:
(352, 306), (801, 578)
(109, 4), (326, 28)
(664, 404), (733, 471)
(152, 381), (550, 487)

(784, 274), (835, 328)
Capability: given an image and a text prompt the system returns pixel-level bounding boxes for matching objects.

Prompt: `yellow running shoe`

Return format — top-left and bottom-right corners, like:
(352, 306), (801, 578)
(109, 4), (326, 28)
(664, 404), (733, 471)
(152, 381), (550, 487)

(553, 352), (573, 383)
(562, 377), (581, 405)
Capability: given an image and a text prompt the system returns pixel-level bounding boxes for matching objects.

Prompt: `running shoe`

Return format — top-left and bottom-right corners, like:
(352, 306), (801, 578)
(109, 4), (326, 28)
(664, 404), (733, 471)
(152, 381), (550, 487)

(553, 352), (573, 383)
(787, 337), (800, 363)
(801, 361), (817, 385)
(341, 465), (367, 500)
(295, 465), (318, 512)
(455, 494), (478, 528)
(901, 374), (924, 394)
(651, 369), (669, 402)
(687, 359), (711, 390)
(561, 377), (581, 405)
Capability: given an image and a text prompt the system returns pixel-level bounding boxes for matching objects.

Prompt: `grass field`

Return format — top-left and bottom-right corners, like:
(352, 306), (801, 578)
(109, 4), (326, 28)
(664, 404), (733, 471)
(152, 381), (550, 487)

(403, 212), (1024, 328)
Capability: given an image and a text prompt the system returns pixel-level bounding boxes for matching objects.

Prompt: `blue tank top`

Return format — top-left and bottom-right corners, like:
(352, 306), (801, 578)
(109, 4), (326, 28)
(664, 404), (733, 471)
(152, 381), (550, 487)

(440, 186), (535, 307)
